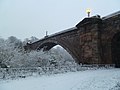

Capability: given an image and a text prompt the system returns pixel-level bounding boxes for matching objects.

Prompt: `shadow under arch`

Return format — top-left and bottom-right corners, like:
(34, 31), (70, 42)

(36, 40), (77, 63)
(111, 32), (120, 68)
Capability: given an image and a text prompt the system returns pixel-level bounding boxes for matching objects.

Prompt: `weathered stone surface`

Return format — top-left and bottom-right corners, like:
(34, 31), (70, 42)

(24, 11), (120, 67)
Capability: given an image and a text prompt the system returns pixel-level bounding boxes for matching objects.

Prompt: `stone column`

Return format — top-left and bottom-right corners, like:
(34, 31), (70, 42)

(76, 17), (102, 64)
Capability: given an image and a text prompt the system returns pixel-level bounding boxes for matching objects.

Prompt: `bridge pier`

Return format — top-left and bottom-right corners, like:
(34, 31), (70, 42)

(76, 18), (102, 64)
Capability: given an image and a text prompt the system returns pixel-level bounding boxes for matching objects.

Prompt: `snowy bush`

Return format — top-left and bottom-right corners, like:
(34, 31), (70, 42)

(0, 36), (76, 67)
(0, 36), (80, 79)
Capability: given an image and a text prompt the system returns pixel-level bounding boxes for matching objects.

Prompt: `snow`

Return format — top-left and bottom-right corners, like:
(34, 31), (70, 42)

(0, 69), (120, 90)
(102, 10), (120, 20)
(48, 27), (77, 38)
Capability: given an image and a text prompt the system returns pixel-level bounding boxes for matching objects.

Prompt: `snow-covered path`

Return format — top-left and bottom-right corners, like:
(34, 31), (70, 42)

(0, 69), (120, 90)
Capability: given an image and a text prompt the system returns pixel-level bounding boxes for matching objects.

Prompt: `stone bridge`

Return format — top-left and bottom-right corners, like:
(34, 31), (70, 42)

(24, 11), (120, 67)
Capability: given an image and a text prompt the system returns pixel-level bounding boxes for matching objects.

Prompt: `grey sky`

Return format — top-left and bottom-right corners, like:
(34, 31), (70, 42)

(0, 0), (120, 40)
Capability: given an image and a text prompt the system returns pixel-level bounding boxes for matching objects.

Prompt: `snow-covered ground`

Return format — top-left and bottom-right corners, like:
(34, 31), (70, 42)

(0, 69), (120, 90)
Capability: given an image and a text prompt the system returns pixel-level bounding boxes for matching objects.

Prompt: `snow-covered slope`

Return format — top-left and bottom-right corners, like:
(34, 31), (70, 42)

(0, 69), (120, 90)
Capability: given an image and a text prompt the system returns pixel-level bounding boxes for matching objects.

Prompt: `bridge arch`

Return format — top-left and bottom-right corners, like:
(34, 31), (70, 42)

(111, 32), (120, 68)
(36, 40), (78, 63)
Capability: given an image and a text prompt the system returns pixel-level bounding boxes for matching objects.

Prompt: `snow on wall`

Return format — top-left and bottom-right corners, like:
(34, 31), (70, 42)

(102, 10), (120, 20)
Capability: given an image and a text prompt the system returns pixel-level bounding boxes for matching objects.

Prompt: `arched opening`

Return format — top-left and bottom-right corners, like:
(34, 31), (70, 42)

(51, 45), (74, 61)
(111, 32), (120, 68)
(37, 41), (77, 63)
(38, 44), (76, 66)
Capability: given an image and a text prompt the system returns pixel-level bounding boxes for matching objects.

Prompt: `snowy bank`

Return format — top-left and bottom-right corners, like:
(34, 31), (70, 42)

(0, 69), (120, 90)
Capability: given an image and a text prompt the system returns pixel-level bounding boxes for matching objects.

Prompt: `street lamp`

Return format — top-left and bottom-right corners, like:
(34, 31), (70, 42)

(86, 8), (91, 17)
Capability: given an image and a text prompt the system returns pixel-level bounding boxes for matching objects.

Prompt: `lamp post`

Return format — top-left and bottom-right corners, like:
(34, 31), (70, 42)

(45, 31), (48, 38)
(86, 8), (91, 17)
(46, 31), (48, 36)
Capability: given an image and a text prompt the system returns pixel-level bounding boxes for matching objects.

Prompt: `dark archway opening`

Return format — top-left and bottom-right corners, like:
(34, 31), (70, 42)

(111, 32), (120, 68)
(39, 44), (76, 66)
(37, 42), (77, 63)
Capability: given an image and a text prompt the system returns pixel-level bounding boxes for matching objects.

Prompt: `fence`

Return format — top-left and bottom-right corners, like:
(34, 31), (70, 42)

(0, 64), (115, 80)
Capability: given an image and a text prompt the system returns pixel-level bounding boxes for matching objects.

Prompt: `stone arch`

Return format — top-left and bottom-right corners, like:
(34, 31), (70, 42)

(36, 40), (78, 62)
(111, 32), (120, 68)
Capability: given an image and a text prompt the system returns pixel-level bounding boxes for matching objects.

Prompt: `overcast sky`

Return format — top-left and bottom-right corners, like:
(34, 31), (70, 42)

(0, 0), (120, 40)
